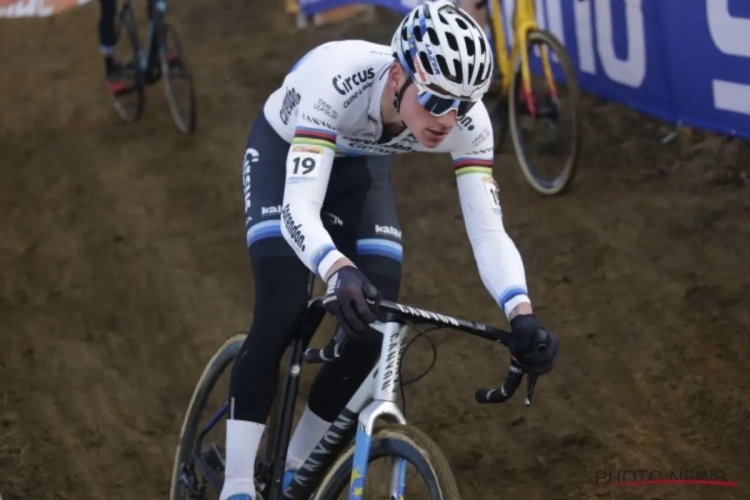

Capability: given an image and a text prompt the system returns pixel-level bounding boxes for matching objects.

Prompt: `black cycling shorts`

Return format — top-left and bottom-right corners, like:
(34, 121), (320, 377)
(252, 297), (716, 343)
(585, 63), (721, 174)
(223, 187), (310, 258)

(241, 113), (403, 274)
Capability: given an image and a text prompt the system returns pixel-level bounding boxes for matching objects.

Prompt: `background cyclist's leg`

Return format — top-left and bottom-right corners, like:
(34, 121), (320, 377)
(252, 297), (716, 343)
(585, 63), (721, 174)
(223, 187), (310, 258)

(221, 114), (312, 500)
(98, 0), (122, 91)
(285, 155), (403, 472)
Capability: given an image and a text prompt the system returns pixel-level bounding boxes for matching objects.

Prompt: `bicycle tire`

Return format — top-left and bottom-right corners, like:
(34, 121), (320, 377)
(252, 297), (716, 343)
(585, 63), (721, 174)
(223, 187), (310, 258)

(112, 5), (145, 122)
(508, 29), (582, 196)
(313, 424), (460, 500)
(169, 333), (246, 500)
(159, 22), (197, 135)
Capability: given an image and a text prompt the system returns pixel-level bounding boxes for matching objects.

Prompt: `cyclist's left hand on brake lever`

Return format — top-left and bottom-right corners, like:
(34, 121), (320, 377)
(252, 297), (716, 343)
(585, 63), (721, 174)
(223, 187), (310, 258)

(306, 276), (380, 364)
(323, 266), (380, 337)
(509, 314), (559, 376)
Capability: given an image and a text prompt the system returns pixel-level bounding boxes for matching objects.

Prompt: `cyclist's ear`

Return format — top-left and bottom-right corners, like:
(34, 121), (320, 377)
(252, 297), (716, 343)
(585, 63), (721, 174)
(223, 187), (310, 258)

(387, 63), (407, 91)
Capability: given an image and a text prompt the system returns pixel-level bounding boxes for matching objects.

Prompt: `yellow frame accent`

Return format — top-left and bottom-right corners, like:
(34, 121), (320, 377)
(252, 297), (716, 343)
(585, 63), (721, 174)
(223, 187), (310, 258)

(488, 0), (558, 98)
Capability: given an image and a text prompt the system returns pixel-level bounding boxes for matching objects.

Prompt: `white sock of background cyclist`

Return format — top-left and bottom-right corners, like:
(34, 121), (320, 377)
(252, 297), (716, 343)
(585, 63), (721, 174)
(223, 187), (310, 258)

(285, 404), (332, 471)
(220, 405), (264, 500)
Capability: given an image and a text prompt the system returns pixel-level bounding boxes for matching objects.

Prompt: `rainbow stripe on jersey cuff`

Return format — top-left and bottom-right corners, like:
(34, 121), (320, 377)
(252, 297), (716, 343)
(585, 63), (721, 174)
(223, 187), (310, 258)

(454, 157), (494, 177)
(292, 126), (337, 151)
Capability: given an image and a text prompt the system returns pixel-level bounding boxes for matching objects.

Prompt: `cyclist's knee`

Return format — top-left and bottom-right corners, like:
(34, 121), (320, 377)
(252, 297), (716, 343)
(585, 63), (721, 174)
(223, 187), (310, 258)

(356, 258), (402, 302)
(345, 326), (382, 362)
(354, 230), (403, 301)
(307, 329), (381, 421)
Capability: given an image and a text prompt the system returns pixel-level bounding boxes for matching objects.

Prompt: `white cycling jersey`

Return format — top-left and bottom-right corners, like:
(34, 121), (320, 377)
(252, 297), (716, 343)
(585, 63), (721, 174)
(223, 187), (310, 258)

(262, 40), (530, 317)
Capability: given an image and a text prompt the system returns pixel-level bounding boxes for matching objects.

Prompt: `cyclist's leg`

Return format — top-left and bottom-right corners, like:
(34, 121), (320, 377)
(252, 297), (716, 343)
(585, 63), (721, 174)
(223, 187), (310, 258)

(221, 114), (313, 500)
(285, 155), (403, 471)
(98, 0), (121, 88)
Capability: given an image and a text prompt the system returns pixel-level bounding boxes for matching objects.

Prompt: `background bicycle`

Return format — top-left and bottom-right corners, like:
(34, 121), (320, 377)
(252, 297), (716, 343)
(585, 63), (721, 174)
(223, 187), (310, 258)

(481, 0), (583, 195)
(111, 0), (197, 134)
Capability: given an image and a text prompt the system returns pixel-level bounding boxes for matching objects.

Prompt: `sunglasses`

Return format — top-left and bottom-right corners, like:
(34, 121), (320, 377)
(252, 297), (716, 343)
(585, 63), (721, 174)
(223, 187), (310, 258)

(415, 87), (478, 118)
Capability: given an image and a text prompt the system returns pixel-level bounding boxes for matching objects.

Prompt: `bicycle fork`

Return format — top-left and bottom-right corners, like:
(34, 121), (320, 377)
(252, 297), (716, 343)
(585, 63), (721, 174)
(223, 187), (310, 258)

(348, 321), (410, 500)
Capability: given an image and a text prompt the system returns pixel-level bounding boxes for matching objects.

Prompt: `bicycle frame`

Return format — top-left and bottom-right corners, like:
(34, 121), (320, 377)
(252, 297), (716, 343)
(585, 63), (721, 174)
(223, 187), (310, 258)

(277, 299), (510, 500)
(195, 298), (511, 500)
(488, 0), (559, 112)
(122, 0), (167, 73)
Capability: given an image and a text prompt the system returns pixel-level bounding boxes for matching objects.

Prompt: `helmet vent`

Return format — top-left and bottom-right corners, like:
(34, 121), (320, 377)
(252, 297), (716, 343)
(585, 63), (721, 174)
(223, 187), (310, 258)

(446, 32), (458, 51)
(427, 27), (440, 45)
(475, 63), (485, 85)
(446, 56), (460, 82)
(413, 25), (424, 42)
(419, 52), (435, 75)
(464, 37), (475, 57)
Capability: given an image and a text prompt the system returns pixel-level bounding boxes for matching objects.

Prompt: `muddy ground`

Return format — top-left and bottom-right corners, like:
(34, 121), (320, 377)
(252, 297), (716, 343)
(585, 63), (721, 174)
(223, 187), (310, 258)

(1, 1), (749, 499)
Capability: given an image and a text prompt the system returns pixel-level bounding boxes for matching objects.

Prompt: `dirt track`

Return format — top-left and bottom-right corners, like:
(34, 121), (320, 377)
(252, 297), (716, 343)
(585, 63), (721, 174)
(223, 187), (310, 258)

(1, 1), (749, 499)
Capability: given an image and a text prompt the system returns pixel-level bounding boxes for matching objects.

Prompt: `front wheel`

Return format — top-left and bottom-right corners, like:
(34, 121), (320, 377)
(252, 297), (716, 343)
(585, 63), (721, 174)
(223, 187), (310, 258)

(508, 29), (582, 196)
(159, 22), (197, 135)
(313, 424), (460, 499)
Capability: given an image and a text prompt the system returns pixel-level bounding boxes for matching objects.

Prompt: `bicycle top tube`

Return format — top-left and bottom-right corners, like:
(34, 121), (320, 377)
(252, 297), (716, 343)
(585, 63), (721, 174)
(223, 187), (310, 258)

(307, 296), (511, 347)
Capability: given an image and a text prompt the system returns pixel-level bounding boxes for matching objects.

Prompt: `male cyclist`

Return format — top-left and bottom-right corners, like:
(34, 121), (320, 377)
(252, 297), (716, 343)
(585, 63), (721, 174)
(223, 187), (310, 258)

(224, 2), (558, 499)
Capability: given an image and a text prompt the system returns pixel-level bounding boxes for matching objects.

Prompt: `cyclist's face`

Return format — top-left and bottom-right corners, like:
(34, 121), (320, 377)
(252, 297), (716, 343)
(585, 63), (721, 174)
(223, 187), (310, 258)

(389, 65), (457, 148)
(400, 83), (458, 148)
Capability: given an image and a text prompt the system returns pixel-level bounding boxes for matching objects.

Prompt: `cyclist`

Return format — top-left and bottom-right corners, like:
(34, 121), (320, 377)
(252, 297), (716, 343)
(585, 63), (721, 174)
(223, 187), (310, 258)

(97, 0), (155, 94)
(223, 1), (558, 499)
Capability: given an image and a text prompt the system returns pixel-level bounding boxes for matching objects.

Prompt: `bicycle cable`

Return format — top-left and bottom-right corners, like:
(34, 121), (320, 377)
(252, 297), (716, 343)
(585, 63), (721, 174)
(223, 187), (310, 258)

(397, 322), (443, 418)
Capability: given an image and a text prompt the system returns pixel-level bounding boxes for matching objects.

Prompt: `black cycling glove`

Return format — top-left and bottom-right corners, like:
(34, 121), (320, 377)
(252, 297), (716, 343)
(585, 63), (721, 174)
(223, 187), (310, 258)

(323, 266), (381, 336)
(509, 313), (559, 375)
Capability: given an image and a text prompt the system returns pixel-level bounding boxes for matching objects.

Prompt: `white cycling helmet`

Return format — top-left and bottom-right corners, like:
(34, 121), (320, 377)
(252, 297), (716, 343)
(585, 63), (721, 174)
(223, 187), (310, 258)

(391, 0), (493, 101)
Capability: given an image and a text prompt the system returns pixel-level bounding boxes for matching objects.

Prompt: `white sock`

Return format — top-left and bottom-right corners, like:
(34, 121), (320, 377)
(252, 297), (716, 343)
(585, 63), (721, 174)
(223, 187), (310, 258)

(219, 418), (265, 500)
(285, 405), (332, 471)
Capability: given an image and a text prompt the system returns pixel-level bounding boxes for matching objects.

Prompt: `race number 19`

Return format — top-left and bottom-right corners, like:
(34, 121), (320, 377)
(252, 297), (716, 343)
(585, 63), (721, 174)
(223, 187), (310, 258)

(482, 175), (502, 214)
(292, 156), (317, 175)
(288, 144), (324, 183)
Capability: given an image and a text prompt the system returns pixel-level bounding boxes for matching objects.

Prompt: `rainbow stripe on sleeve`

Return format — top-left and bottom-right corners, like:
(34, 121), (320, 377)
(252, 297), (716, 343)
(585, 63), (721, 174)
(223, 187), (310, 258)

(453, 157), (494, 177)
(292, 126), (337, 151)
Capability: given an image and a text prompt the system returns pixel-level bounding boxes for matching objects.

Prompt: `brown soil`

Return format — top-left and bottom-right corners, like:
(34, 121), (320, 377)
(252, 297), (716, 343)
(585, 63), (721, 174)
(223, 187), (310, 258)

(1, 2), (749, 499)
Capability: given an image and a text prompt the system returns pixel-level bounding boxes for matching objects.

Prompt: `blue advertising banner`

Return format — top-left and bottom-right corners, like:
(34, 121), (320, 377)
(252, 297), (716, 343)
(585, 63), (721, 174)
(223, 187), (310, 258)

(298, 0), (750, 140)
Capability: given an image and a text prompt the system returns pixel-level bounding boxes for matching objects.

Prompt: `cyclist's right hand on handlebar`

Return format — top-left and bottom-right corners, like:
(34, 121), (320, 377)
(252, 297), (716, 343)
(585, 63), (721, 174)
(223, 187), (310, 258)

(323, 266), (381, 337)
(509, 314), (559, 376)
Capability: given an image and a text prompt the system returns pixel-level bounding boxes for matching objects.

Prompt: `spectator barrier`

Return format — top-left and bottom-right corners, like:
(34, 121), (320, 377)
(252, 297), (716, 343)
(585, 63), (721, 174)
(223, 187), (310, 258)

(297, 0), (750, 141)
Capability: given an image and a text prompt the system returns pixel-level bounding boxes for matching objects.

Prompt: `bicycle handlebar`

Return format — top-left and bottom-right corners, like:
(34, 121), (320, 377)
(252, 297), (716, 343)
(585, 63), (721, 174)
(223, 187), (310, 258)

(304, 285), (540, 406)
